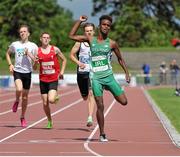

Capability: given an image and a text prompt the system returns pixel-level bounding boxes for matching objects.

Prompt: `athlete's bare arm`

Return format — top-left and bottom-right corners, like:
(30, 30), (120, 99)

(69, 15), (90, 42)
(32, 49), (39, 70)
(70, 42), (86, 69)
(24, 48), (38, 63)
(6, 48), (14, 73)
(55, 46), (67, 79)
(111, 40), (131, 83)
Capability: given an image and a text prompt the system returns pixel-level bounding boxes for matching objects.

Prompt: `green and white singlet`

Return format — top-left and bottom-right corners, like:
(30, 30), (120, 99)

(90, 37), (112, 79)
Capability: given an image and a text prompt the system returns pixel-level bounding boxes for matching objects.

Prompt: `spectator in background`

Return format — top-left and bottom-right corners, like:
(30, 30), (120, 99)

(142, 63), (151, 84)
(159, 61), (168, 85)
(170, 59), (180, 96)
(171, 38), (180, 49)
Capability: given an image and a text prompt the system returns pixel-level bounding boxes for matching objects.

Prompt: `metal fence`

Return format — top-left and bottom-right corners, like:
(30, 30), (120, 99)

(136, 72), (180, 87)
(0, 73), (180, 88)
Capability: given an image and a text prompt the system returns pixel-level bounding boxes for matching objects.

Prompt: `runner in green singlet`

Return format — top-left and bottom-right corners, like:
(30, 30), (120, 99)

(69, 15), (130, 142)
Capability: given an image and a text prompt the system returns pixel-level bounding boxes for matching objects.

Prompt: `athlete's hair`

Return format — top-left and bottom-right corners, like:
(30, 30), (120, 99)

(83, 22), (95, 31)
(18, 24), (30, 33)
(40, 32), (51, 38)
(99, 15), (113, 24)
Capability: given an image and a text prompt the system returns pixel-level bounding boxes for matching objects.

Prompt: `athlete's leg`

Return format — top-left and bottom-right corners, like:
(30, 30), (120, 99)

(114, 93), (128, 106)
(20, 72), (31, 119)
(48, 81), (58, 104)
(14, 79), (23, 102)
(91, 78), (105, 134)
(77, 73), (94, 126)
(88, 90), (95, 117)
(95, 96), (105, 135)
(77, 73), (88, 100)
(106, 74), (128, 106)
(86, 90), (95, 127)
(11, 79), (23, 112)
(41, 94), (51, 122)
(21, 89), (29, 118)
(40, 81), (53, 128)
(48, 89), (57, 104)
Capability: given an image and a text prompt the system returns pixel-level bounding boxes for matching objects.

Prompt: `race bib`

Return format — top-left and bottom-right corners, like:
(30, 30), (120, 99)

(42, 61), (55, 74)
(42, 69), (55, 74)
(17, 48), (25, 57)
(79, 55), (89, 64)
(91, 56), (108, 72)
(78, 56), (90, 72)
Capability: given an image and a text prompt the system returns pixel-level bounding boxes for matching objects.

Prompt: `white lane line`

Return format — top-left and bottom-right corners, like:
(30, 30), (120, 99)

(0, 101), (41, 116)
(0, 85), (68, 95)
(0, 86), (75, 104)
(0, 152), (26, 154)
(0, 92), (15, 97)
(3, 140), (172, 145)
(59, 151), (90, 154)
(84, 99), (116, 156)
(0, 92), (40, 104)
(59, 89), (78, 96)
(0, 89), (78, 115)
(0, 98), (83, 143)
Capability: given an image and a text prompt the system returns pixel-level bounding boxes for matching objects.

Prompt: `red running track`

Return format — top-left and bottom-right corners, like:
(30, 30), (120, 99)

(0, 85), (180, 156)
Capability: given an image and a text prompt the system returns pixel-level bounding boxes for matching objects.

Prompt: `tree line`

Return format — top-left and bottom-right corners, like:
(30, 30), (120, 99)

(0, 0), (74, 59)
(0, 0), (179, 60)
(92, 0), (180, 47)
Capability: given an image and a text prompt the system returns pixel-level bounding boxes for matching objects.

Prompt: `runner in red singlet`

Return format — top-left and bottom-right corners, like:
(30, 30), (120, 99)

(33, 32), (67, 129)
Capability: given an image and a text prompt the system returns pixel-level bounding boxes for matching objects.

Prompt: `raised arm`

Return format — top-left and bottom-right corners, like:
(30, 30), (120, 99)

(69, 15), (89, 42)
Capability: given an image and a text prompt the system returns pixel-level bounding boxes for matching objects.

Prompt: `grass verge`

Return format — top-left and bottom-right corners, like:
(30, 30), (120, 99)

(148, 87), (180, 133)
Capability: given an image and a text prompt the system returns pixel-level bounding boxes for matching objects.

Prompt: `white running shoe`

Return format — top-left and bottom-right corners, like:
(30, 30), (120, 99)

(87, 116), (93, 127)
(99, 134), (108, 142)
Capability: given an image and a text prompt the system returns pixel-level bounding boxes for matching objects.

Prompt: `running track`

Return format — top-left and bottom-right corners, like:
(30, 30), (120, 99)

(0, 85), (180, 156)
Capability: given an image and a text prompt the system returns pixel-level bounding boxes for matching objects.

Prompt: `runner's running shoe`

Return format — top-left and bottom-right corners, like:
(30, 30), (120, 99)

(20, 118), (27, 127)
(99, 134), (108, 142)
(46, 120), (53, 129)
(86, 116), (93, 127)
(12, 101), (19, 112)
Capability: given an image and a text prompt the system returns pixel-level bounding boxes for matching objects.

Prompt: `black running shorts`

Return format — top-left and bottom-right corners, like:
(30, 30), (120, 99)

(77, 73), (90, 97)
(13, 71), (31, 90)
(40, 80), (58, 94)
